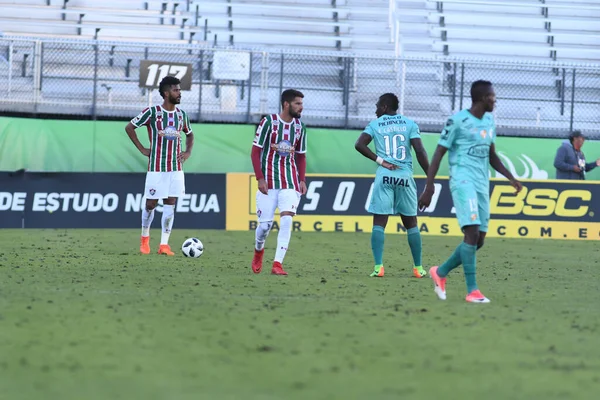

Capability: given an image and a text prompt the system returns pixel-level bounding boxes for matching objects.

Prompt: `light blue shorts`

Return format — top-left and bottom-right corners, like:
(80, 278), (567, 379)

(451, 180), (490, 232)
(368, 168), (417, 216)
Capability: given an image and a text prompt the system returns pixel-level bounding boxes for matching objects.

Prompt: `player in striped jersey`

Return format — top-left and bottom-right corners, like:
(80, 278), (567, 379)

(251, 89), (307, 275)
(125, 76), (194, 256)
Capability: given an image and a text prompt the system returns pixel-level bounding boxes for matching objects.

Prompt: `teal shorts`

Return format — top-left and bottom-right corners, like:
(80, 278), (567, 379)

(451, 180), (490, 232)
(368, 168), (417, 216)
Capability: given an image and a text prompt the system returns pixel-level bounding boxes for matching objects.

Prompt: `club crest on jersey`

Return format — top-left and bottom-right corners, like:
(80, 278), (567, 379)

(471, 213), (477, 221)
(271, 140), (295, 157)
(480, 130), (487, 138)
(159, 126), (181, 140)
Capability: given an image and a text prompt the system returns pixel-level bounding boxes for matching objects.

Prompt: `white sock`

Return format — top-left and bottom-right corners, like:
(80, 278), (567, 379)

(141, 208), (155, 237)
(160, 204), (175, 245)
(255, 221), (272, 251)
(274, 215), (292, 263)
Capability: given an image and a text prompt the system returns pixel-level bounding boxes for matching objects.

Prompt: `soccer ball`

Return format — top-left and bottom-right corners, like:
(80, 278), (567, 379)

(181, 237), (204, 258)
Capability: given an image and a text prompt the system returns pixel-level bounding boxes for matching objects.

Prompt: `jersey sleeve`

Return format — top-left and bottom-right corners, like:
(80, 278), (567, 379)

(131, 107), (151, 127)
(182, 111), (193, 135)
(296, 123), (307, 154)
(363, 121), (376, 137)
(253, 116), (271, 148)
(438, 117), (458, 148)
(410, 122), (421, 139)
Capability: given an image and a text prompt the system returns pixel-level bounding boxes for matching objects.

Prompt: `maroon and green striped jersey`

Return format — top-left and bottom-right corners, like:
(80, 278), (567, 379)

(253, 114), (307, 190)
(131, 105), (193, 172)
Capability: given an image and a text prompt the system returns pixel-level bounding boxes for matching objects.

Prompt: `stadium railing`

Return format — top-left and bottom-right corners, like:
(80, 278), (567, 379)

(0, 36), (598, 137)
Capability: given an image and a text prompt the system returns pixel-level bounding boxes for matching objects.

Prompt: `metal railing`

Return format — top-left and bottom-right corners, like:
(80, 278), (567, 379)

(0, 36), (598, 137)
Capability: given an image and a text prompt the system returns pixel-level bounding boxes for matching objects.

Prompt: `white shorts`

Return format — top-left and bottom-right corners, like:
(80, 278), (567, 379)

(144, 171), (185, 199)
(256, 189), (301, 222)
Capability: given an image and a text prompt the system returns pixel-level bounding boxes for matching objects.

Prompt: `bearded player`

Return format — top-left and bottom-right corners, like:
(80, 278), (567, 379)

(125, 76), (194, 256)
(250, 89), (307, 275)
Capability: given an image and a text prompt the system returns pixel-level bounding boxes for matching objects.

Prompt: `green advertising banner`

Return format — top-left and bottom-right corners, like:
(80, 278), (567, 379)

(1, 116), (599, 180)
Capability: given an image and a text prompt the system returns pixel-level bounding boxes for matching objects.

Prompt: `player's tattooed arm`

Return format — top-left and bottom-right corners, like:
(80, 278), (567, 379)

(489, 144), (523, 193)
(411, 138), (430, 175)
(354, 133), (398, 170)
(125, 122), (150, 157)
(418, 145), (447, 209)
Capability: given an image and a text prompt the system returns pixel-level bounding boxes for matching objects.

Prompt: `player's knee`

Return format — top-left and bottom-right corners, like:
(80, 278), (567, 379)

(463, 227), (480, 245)
(259, 221), (273, 232)
(145, 200), (158, 210)
(281, 211), (295, 218)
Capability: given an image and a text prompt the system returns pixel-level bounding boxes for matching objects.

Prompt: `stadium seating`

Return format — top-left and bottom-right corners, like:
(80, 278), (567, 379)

(0, 0), (598, 134)
(2, 0), (598, 62)
(419, 0), (600, 62)
(0, 0), (395, 53)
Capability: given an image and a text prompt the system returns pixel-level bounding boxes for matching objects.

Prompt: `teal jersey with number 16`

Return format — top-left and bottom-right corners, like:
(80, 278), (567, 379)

(363, 114), (421, 173)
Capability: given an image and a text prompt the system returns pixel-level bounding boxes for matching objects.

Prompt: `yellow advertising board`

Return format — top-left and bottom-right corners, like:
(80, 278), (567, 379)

(226, 173), (600, 241)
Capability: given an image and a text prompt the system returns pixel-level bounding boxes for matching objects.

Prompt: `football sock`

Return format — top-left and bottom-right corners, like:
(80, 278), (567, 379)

(141, 207), (155, 237)
(406, 226), (422, 267)
(371, 225), (385, 266)
(274, 215), (292, 263)
(160, 204), (175, 245)
(461, 243), (478, 293)
(255, 221), (272, 251)
(438, 242), (463, 278)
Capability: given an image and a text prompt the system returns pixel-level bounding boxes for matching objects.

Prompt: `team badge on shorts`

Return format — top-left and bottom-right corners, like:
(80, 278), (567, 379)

(149, 188), (156, 196)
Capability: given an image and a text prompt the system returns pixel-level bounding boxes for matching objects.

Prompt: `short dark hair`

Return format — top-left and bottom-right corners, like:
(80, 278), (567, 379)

(281, 89), (304, 107)
(159, 76), (181, 98)
(470, 80), (493, 102)
(379, 93), (399, 111)
(569, 130), (584, 142)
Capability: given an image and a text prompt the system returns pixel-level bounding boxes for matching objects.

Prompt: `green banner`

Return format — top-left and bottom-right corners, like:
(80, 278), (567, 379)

(1, 116), (599, 180)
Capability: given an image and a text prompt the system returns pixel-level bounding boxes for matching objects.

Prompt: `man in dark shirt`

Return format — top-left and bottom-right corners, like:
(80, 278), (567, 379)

(554, 130), (599, 180)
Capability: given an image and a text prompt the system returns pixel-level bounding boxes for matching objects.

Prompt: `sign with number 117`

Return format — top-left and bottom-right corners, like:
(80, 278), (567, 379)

(138, 60), (193, 90)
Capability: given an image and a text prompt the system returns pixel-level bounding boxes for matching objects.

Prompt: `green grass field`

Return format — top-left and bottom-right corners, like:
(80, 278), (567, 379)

(1, 229), (599, 400)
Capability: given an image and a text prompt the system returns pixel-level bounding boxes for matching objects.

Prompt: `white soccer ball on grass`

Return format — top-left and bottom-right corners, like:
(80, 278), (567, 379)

(181, 237), (204, 258)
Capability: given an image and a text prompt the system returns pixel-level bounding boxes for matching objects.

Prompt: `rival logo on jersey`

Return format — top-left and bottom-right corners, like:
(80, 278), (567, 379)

(271, 140), (295, 157)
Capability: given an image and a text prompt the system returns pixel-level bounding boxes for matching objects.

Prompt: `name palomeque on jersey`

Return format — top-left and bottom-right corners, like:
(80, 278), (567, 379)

(131, 106), (192, 172)
(253, 114), (307, 190)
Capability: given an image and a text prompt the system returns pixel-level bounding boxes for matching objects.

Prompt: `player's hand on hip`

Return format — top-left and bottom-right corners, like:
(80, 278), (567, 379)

(178, 150), (191, 163)
(299, 181), (307, 195)
(510, 179), (523, 194)
(573, 165), (582, 173)
(258, 179), (268, 195)
(140, 147), (151, 157)
(382, 161), (399, 170)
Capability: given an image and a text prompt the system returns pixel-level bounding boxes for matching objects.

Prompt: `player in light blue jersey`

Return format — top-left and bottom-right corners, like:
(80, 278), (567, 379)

(419, 80), (522, 303)
(355, 93), (430, 278)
